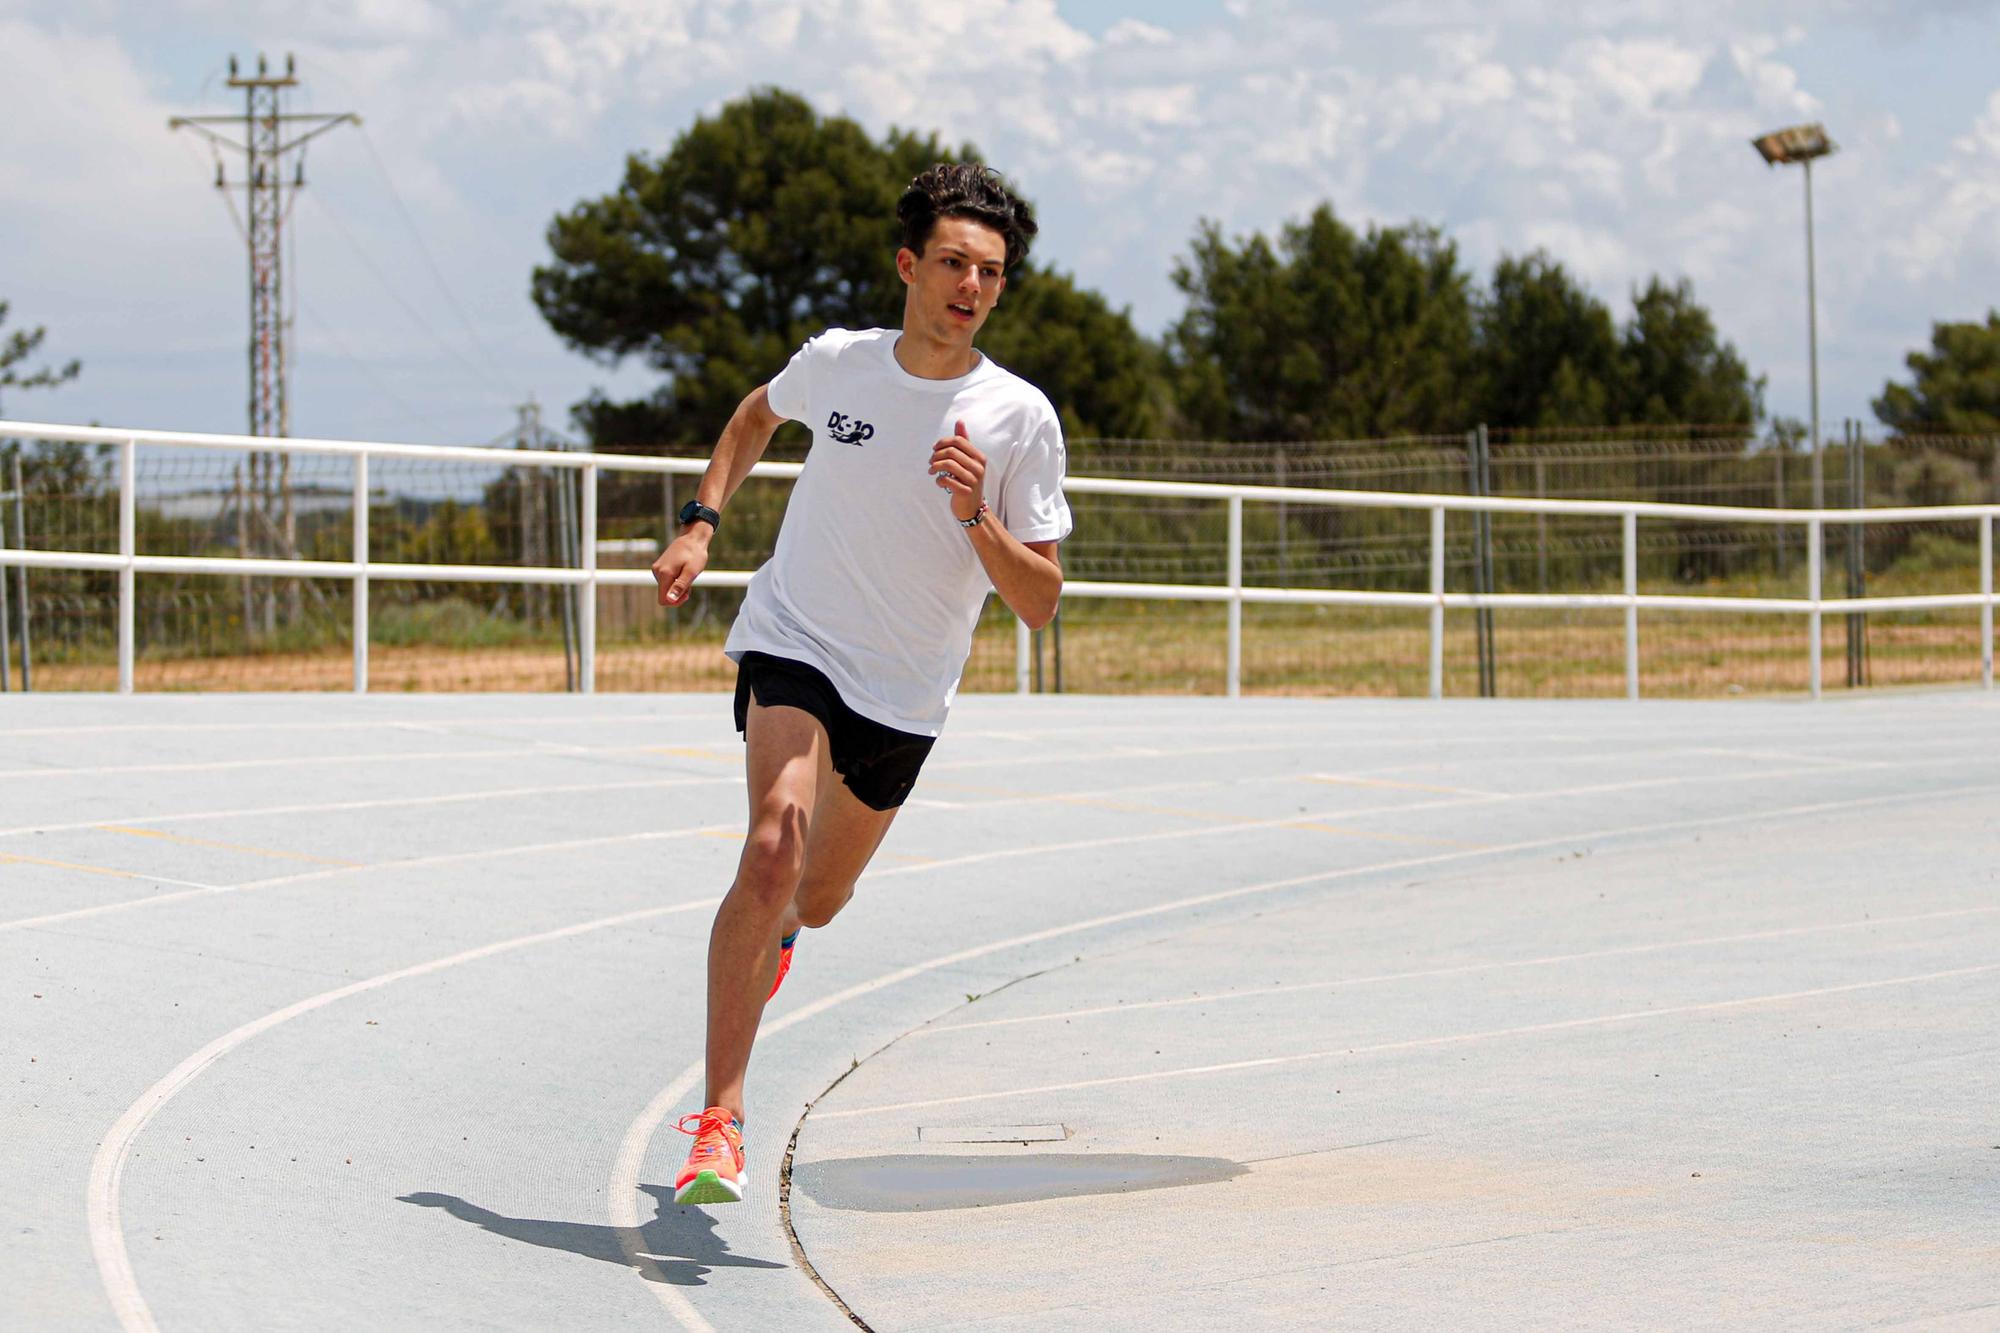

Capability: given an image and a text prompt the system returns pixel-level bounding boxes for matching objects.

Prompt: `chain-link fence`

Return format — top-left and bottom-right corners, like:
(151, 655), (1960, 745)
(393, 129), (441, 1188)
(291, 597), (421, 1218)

(2, 423), (1995, 697)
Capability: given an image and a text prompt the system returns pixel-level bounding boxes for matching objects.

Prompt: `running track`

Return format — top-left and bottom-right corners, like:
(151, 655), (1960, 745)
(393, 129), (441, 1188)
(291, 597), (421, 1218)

(4, 692), (1997, 1330)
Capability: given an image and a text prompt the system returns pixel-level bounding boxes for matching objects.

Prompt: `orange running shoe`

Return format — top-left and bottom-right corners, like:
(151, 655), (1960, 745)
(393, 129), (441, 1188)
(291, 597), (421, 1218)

(673, 1107), (745, 1206)
(768, 929), (799, 1001)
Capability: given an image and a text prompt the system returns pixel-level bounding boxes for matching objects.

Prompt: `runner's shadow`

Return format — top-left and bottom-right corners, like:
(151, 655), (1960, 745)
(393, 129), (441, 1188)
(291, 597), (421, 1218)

(398, 1185), (788, 1286)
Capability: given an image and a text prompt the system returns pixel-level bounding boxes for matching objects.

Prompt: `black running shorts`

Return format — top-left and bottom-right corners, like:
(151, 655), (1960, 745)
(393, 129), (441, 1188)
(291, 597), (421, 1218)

(732, 652), (937, 811)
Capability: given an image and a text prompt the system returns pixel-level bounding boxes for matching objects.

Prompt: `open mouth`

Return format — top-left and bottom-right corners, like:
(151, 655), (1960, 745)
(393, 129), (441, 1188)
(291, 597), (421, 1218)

(947, 302), (975, 321)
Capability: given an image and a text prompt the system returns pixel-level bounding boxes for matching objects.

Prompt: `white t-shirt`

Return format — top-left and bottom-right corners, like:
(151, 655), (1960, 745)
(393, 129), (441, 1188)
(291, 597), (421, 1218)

(724, 327), (1072, 736)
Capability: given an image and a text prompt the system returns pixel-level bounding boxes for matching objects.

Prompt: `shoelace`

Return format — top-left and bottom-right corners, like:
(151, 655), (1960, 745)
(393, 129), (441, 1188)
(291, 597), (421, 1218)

(675, 1111), (737, 1161)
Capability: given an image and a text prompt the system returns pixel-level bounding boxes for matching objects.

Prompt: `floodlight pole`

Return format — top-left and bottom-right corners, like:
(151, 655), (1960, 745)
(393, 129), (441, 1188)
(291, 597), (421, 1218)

(1803, 155), (1822, 511)
(1753, 123), (1835, 512)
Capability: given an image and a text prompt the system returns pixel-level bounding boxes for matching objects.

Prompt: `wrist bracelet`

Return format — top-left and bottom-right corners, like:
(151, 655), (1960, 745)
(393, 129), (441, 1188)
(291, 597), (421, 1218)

(958, 503), (989, 529)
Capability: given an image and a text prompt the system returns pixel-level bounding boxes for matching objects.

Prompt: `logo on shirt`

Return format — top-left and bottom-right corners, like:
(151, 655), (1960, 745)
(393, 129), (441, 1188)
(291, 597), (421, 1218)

(826, 411), (875, 446)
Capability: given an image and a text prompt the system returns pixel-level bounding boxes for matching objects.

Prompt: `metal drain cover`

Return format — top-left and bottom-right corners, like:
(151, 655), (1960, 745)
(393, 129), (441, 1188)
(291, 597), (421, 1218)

(917, 1124), (1068, 1144)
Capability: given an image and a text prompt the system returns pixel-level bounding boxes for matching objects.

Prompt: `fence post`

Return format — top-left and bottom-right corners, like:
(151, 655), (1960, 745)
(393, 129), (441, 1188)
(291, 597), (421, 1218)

(1846, 420), (1868, 688)
(0, 469), (9, 692)
(580, 461), (598, 694)
(1468, 426), (1495, 697)
(1274, 448), (1287, 588)
(1534, 456), (1549, 593)
(1623, 510), (1639, 700)
(1224, 488), (1240, 696)
(11, 453), (30, 691)
(1808, 517), (1823, 700)
(353, 453), (369, 694)
(1982, 513), (1993, 691)
(1429, 505), (1444, 699)
(118, 438), (136, 694)
(1016, 614), (1031, 694)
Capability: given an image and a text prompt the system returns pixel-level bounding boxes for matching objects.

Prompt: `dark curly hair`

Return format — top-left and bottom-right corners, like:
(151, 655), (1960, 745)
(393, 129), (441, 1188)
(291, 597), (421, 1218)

(896, 163), (1038, 270)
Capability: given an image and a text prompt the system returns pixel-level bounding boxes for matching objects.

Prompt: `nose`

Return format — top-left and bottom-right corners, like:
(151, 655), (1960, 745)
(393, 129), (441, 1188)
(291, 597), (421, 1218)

(957, 268), (982, 295)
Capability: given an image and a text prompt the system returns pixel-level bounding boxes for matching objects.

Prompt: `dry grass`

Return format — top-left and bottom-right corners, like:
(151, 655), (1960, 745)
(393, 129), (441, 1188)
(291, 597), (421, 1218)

(29, 601), (1988, 697)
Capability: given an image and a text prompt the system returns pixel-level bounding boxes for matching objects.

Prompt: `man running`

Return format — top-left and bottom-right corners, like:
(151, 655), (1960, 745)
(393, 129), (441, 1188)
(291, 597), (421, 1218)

(650, 163), (1071, 1206)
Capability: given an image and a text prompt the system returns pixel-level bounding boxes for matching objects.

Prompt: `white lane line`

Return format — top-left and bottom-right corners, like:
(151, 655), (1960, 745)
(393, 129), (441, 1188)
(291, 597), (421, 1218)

(0, 742), (676, 781)
(814, 962), (2000, 1120)
(1305, 773), (1504, 797)
(0, 730), (1447, 783)
(0, 824), (737, 935)
(0, 710), (718, 738)
(12, 740), (1997, 937)
(605, 776), (2000, 1329)
(6, 737), (1939, 847)
(0, 855), (221, 893)
(40, 724), (1790, 786)
(86, 894), (720, 1333)
(0, 745), (1352, 842)
(9, 767), (1400, 932)
(0, 767), (1565, 933)
(0, 775), (734, 841)
(1686, 746), (1860, 767)
(837, 762), (2000, 886)
(909, 905), (2000, 1037)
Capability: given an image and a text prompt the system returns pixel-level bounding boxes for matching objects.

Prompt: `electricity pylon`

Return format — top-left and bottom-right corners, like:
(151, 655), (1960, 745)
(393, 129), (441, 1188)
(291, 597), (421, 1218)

(171, 54), (356, 633)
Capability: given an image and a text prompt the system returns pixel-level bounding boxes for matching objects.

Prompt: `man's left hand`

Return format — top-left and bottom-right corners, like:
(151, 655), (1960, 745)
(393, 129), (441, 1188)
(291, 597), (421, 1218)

(928, 419), (987, 524)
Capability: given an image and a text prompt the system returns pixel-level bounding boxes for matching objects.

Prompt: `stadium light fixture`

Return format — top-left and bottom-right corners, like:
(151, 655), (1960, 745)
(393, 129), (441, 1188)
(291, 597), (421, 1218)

(1752, 122), (1837, 509)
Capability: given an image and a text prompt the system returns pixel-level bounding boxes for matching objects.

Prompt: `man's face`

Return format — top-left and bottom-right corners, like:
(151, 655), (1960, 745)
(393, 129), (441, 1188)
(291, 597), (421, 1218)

(897, 215), (1008, 343)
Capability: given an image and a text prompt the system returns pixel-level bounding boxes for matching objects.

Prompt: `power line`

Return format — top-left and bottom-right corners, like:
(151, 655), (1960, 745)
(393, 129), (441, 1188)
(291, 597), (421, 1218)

(293, 291), (477, 439)
(303, 189), (514, 400)
(354, 124), (515, 393)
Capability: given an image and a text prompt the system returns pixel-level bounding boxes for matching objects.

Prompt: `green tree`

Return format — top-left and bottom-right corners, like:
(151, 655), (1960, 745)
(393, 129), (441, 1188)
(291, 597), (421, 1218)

(0, 300), (79, 415)
(1, 299), (98, 526)
(1873, 310), (2000, 435)
(1616, 277), (1762, 427)
(1169, 206), (1476, 439)
(533, 88), (1162, 450)
(1475, 253), (1621, 428)
(978, 264), (1168, 440)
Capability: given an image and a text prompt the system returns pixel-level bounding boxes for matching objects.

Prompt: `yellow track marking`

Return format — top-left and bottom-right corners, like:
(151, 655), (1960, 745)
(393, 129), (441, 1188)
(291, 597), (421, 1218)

(0, 853), (147, 879)
(921, 782), (1484, 846)
(644, 746), (741, 763)
(1303, 773), (1500, 797)
(99, 826), (358, 867)
(1279, 822), (1491, 848)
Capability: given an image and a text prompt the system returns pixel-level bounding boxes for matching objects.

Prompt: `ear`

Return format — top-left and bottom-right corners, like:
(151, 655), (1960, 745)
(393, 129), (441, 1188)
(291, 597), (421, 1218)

(993, 272), (1006, 306)
(896, 247), (917, 285)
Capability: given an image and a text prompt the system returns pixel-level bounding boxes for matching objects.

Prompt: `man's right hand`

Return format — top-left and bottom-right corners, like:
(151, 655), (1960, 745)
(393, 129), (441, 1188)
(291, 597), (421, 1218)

(652, 527), (712, 607)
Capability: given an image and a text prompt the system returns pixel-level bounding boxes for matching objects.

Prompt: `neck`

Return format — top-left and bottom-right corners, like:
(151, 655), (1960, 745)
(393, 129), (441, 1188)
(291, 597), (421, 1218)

(892, 324), (980, 380)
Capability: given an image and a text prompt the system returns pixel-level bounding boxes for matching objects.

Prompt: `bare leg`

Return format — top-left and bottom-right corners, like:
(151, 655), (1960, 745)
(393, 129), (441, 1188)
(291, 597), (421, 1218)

(701, 700), (895, 1122)
(792, 772), (900, 930)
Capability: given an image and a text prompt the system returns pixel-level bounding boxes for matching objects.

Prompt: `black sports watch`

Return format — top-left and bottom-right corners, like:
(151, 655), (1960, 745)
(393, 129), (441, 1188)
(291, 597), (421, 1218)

(677, 499), (720, 533)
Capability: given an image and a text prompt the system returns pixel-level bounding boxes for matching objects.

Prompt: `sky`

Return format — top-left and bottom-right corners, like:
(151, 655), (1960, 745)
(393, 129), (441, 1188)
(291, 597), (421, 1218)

(2, 0), (1997, 448)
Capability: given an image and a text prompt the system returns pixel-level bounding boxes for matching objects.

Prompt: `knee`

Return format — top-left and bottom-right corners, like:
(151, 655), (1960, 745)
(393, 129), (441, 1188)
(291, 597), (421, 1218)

(734, 819), (805, 911)
(792, 877), (854, 930)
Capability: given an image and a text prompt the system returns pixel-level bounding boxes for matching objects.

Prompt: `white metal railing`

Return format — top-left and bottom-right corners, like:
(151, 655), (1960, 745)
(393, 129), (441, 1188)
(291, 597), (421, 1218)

(1, 419), (1995, 699)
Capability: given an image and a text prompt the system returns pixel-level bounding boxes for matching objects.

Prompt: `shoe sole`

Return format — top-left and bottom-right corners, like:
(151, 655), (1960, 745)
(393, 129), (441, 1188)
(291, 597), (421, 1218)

(674, 1168), (745, 1206)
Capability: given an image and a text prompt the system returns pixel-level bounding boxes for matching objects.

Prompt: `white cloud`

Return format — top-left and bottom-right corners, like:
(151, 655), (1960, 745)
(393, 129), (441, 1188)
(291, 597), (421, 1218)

(1104, 18), (1173, 46)
(1575, 36), (1707, 109)
(1885, 89), (2000, 287)
(4, 0), (1998, 442)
